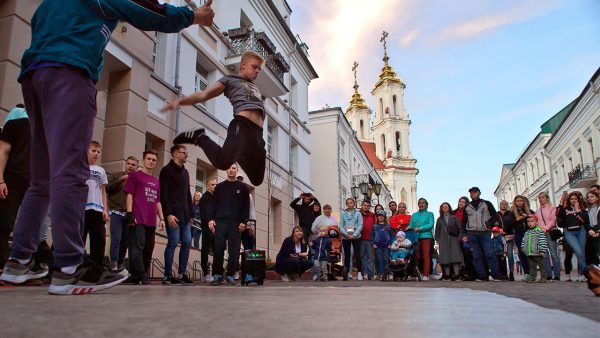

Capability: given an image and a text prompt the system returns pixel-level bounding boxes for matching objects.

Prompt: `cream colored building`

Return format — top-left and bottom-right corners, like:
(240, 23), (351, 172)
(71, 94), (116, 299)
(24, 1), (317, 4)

(308, 107), (392, 218)
(0, 0), (318, 266)
(495, 68), (600, 207)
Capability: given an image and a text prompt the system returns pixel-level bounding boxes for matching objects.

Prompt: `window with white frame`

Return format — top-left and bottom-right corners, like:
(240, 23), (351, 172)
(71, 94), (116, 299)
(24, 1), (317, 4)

(340, 139), (346, 165)
(195, 166), (207, 193)
(194, 63), (208, 107)
(267, 126), (275, 158)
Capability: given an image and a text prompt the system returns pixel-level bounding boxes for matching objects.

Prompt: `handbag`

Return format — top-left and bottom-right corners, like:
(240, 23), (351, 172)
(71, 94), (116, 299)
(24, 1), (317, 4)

(540, 208), (563, 240)
(549, 228), (563, 240)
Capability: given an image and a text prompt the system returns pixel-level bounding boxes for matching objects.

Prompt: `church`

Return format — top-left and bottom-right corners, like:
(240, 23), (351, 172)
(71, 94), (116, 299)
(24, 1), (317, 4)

(344, 32), (419, 212)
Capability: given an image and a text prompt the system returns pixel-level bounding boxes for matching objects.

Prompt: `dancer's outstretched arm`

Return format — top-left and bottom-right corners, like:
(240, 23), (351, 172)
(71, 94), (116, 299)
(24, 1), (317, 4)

(161, 82), (225, 112)
(86, 0), (214, 32)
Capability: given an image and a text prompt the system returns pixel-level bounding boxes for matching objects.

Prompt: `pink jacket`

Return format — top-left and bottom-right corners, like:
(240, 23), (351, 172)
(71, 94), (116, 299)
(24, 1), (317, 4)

(535, 205), (557, 232)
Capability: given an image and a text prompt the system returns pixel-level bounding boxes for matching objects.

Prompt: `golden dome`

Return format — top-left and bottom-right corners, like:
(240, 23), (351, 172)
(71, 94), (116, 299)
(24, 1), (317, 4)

(347, 62), (369, 111)
(373, 31), (405, 90)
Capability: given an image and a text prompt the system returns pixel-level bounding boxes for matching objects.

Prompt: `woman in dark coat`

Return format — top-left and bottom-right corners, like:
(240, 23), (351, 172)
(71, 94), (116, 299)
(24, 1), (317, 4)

(435, 202), (463, 281)
(275, 226), (312, 281)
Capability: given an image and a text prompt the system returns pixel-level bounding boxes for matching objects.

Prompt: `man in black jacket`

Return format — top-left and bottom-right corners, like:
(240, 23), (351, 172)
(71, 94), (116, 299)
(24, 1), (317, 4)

(208, 164), (249, 286)
(199, 177), (216, 282)
(160, 145), (194, 285)
(290, 192), (320, 242)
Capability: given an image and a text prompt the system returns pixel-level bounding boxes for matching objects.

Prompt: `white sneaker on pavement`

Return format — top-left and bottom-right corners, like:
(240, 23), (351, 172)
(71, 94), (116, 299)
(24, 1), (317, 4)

(357, 272), (363, 281)
(421, 276), (429, 281)
(203, 275), (214, 283)
(281, 274), (290, 282)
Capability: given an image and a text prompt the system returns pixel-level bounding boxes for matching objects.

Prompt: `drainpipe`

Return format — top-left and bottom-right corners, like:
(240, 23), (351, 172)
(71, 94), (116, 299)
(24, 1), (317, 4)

(174, 32), (183, 133)
(336, 114), (343, 214)
(543, 151), (557, 204)
(287, 44), (298, 190)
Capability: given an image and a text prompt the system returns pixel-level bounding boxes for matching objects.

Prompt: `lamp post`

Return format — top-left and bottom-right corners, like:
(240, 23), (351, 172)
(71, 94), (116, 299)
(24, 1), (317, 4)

(351, 174), (382, 206)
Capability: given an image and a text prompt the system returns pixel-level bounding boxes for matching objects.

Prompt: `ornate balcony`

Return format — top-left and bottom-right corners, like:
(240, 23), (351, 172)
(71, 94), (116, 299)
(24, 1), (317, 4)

(568, 164), (598, 188)
(225, 28), (289, 98)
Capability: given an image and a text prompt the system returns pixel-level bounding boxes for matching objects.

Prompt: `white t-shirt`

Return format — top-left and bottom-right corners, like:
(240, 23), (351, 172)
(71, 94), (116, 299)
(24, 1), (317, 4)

(86, 165), (108, 212)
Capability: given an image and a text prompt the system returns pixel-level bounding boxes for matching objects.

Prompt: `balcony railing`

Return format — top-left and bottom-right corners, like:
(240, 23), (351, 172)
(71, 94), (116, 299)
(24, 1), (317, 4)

(568, 164), (598, 188)
(226, 28), (290, 83)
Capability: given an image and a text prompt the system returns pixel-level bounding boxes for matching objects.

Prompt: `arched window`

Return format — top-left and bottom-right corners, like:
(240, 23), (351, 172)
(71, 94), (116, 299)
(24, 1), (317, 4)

(359, 119), (364, 139)
(379, 98), (383, 117)
(393, 95), (397, 115)
(401, 188), (407, 203)
(395, 131), (401, 156)
(381, 134), (386, 158)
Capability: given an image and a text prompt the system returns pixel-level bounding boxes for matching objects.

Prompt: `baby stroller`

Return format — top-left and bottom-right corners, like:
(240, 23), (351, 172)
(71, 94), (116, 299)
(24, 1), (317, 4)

(388, 230), (422, 281)
(327, 226), (344, 280)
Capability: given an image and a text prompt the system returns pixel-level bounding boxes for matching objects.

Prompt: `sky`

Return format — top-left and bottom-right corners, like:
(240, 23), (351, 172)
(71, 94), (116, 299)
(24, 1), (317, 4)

(290, 0), (600, 213)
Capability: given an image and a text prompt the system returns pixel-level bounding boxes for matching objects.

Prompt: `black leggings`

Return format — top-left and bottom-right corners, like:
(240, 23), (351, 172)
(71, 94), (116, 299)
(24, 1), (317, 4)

(342, 239), (362, 273)
(198, 115), (266, 186)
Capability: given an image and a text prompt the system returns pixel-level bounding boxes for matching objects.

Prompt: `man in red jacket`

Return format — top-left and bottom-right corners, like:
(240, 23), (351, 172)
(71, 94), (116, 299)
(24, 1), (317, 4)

(359, 201), (376, 280)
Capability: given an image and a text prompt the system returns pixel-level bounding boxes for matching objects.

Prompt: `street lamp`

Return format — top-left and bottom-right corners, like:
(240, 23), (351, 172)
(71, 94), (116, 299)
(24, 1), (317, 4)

(352, 174), (383, 207)
(351, 186), (360, 200)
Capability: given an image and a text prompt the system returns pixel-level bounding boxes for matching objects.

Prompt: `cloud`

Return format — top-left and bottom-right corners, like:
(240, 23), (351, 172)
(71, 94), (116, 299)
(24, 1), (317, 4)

(400, 29), (420, 47)
(439, 0), (562, 40)
(292, 0), (416, 110)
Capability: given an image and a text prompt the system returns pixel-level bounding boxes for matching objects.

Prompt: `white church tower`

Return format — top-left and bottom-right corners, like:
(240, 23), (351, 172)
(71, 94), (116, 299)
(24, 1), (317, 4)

(369, 31), (419, 211)
(345, 62), (372, 142)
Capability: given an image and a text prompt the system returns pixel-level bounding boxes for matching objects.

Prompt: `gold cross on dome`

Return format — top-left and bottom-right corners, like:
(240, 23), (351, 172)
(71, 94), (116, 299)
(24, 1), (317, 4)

(380, 31), (389, 50)
(352, 61), (358, 81)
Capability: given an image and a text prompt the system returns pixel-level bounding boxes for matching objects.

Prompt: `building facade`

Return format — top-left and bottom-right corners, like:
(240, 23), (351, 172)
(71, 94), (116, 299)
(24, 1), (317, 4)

(308, 107), (392, 218)
(0, 0), (318, 262)
(495, 68), (600, 207)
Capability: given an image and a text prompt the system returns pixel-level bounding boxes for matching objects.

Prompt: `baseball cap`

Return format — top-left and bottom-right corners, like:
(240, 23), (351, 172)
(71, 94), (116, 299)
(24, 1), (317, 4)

(468, 187), (481, 193)
(376, 210), (386, 216)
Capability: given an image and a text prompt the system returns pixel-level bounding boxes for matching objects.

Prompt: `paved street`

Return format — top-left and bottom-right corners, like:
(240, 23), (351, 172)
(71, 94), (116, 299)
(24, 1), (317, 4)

(1, 280), (598, 338)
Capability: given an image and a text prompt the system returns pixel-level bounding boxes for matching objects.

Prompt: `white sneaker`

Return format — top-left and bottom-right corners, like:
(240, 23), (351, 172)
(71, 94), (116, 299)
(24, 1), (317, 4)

(281, 274), (290, 282)
(312, 274), (318, 281)
(489, 276), (500, 282)
(348, 273), (354, 280)
(578, 275), (587, 282)
(357, 272), (363, 281)
(203, 275), (214, 283)
(234, 272), (240, 280)
(421, 276), (429, 281)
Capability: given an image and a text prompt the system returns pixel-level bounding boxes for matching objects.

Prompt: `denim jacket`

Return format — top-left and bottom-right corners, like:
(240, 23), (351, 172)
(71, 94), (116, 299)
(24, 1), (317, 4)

(339, 209), (363, 239)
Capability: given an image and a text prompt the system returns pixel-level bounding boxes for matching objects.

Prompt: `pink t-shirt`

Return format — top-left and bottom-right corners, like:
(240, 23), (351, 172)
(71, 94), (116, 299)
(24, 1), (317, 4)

(124, 170), (160, 227)
(535, 205), (557, 232)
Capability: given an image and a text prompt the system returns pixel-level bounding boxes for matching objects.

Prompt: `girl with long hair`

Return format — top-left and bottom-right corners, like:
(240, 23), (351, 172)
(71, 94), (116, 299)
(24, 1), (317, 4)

(557, 191), (589, 282)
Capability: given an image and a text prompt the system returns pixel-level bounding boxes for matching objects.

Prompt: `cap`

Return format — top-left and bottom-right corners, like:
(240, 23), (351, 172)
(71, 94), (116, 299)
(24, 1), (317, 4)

(468, 187), (481, 193)
(491, 226), (502, 233)
(396, 231), (406, 238)
(376, 210), (386, 216)
(527, 214), (539, 221)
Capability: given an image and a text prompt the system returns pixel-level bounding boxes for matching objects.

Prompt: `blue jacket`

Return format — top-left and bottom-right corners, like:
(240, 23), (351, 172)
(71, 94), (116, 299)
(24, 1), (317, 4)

(20, 0), (194, 82)
(370, 223), (394, 247)
(339, 209), (363, 239)
(311, 237), (332, 262)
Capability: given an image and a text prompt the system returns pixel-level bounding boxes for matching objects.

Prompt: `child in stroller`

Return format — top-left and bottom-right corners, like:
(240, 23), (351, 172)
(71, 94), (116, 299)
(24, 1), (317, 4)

(389, 230), (421, 281)
(390, 231), (412, 264)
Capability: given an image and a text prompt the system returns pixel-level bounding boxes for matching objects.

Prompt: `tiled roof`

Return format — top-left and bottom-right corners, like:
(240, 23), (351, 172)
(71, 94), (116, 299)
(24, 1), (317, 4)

(359, 141), (386, 169)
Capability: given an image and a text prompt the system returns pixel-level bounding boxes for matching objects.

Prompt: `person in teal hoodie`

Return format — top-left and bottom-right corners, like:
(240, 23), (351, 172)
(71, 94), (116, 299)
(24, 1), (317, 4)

(0, 0), (214, 296)
(408, 198), (435, 280)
